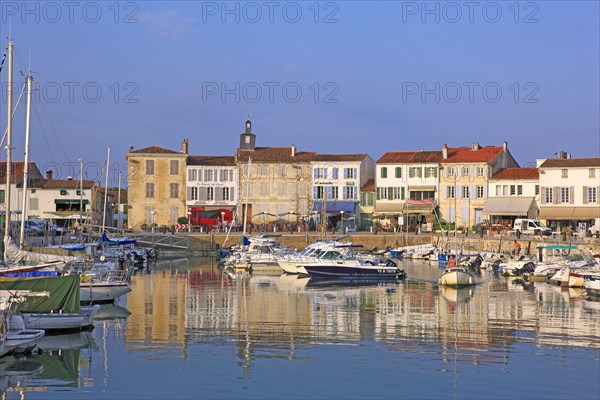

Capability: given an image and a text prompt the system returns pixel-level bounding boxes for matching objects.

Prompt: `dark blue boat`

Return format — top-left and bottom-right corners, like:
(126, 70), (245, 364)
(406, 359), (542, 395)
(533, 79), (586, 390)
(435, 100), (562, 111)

(303, 259), (406, 280)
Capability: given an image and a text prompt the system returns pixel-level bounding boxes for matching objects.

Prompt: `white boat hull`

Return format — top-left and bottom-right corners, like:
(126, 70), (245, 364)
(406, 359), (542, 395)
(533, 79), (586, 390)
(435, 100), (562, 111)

(438, 269), (475, 287)
(80, 282), (132, 303)
(277, 260), (308, 275)
(21, 304), (100, 332)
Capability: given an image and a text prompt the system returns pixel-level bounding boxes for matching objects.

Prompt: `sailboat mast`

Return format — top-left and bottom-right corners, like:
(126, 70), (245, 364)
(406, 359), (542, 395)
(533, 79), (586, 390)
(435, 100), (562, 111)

(241, 156), (251, 240)
(117, 171), (121, 229)
(19, 74), (33, 247)
(3, 40), (14, 262)
(101, 146), (110, 231)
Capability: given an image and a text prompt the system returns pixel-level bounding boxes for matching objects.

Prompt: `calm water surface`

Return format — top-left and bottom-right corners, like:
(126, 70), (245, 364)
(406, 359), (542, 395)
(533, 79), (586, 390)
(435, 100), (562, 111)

(1, 258), (599, 399)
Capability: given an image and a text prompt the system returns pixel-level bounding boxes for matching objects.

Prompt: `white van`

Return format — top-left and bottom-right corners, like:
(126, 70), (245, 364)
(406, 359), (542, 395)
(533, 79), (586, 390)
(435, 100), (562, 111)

(514, 219), (552, 236)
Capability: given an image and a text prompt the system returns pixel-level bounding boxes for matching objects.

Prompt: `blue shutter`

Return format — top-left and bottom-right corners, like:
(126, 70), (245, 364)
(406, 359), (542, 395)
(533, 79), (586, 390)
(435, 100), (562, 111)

(353, 168), (357, 179)
(333, 168), (339, 179)
(313, 187), (317, 199)
(342, 188), (347, 199)
(324, 168), (329, 179)
(313, 169), (318, 179)
(343, 168), (348, 179)
(354, 187), (358, 200)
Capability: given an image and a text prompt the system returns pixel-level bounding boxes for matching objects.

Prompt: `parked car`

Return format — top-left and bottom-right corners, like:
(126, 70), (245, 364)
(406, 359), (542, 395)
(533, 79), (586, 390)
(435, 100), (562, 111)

(513, 219), (552, 237)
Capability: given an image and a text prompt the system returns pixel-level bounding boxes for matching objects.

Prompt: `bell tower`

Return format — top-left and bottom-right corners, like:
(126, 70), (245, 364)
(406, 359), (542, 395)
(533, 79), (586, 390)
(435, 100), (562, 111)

(239, 117), (256, 151)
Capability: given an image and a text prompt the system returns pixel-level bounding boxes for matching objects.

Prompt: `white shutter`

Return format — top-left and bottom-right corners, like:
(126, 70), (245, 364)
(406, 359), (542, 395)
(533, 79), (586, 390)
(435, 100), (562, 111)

(569, 187), (574, 204)
(553, 187), (559, 204)
(583, 187), (588, 204)
(540, 187), (546, 204)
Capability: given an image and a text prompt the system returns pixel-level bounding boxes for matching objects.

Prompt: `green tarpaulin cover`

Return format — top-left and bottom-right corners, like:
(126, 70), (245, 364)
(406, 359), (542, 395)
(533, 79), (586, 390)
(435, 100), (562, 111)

(0, 274), (81, 313)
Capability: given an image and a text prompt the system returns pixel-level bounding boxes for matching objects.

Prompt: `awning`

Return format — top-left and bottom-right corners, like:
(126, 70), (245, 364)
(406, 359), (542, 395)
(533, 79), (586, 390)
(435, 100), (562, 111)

(539, 207), (600, 220)
(191, 205), (236, 211)
(313, 201), (357, 213)
(374, 202), (405, 214)
(482, 197), (535, 216)
(54, 199), (89, 205)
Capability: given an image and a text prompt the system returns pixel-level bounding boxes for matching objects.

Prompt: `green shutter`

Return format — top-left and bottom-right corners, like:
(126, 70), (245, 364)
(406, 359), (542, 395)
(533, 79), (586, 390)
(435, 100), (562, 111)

(401, 187), (405, 200)
(388, 187), (393, 200)
(395, 167), (401, 178)
(369, 192), (374, 205)
(376, 188), (381, 200)
(381, 167), (387, 178)
(360, 192), (365, 206)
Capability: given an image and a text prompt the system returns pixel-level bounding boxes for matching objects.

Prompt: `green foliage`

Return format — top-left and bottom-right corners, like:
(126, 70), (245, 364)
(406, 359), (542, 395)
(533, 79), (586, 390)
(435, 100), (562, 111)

(177, 216), (189, 224)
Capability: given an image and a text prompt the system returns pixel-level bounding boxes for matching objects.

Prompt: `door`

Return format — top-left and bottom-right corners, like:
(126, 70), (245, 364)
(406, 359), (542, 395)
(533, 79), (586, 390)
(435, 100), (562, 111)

(474, 208), (483, 225)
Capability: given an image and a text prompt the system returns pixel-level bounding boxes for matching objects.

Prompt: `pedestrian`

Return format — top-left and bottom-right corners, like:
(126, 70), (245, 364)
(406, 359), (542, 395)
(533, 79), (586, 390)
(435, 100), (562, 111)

(512, 240), (521, 257)
(447, 255), (457, 268)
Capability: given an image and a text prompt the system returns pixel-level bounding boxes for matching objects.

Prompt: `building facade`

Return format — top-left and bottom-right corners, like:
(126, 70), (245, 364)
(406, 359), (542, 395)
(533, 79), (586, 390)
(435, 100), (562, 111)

(537, 157), (600, 233)
(126, 141), (188, 229)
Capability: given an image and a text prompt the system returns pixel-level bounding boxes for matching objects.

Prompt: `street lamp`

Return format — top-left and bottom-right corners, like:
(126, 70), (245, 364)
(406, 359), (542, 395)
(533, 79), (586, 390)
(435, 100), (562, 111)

(151, 210), (156, 233)
(340, 210), (345, 233)
(221, 211), (225, 232)
(187, 210), (192, 233)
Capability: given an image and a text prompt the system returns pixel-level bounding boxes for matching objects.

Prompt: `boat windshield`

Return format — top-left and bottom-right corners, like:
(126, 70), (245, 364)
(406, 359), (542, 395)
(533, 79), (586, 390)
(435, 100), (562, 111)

(319, 251), (342, 260)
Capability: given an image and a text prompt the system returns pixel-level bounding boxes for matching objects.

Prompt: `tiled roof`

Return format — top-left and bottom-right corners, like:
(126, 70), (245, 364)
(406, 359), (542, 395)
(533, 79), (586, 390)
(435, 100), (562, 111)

(313, 154), (368, 162)
(539, 158), (600, 168)
(188, 156), (236, 166)
(441, 146), (504, 164)
(130, 146), (181, 154)
(0, 162), (44, 185)
(42, 179), (95, 189)
(236, 147), (316, 163)
(492, 168), (539, 180)
(377, 151), (442, 164)
(105, 188), (128, 203)
(361, 179), (375, 191)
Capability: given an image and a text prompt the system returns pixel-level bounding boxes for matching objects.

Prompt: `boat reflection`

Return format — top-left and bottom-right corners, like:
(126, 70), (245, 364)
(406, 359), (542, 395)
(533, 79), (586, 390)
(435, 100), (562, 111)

(93, 303), (131, 320)
(439, 286), (475, 303)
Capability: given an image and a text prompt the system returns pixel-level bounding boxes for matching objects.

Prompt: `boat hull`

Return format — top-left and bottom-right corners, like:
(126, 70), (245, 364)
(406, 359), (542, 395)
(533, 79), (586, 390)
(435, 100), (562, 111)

(80, 282), (132, 303)
(21, 304), (99, 332)
(303, 264), (404, 279)
(438, 269), (475, 287)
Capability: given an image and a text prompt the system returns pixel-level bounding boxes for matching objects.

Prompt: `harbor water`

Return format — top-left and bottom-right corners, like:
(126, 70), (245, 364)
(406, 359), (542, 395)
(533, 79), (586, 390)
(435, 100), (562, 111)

(2, 258), (599, 399)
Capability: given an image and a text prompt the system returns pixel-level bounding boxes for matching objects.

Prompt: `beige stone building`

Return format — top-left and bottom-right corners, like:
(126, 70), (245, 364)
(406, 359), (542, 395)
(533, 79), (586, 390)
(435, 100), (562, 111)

(236, 119), (315, 230)
(438, 142), (518, 228)
(126, 140), (188, 229)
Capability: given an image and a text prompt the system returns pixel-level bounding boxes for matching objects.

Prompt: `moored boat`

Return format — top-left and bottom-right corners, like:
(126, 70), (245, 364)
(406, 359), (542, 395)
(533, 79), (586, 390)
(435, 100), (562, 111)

(303, 259), (405, 280)
(438, 267), (476, 287)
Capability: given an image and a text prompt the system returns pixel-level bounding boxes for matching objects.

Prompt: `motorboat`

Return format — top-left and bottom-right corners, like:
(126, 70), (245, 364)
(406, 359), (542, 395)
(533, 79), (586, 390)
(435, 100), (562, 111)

(303, 259), (406, 280)
(583, 274), (600, 297)
(438, 267), (476, 287)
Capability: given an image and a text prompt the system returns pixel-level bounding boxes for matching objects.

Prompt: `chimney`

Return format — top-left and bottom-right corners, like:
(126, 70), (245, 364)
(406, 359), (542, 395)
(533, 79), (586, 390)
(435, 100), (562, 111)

(129, 146), (134, 152)
(291, 144), (296, 157)
(442, 144), (448, 159)
(181, 138), (189, 154)
(503, 141), (508, 151)
(46, 170), (53, 180)
(471, 142), (480, 151)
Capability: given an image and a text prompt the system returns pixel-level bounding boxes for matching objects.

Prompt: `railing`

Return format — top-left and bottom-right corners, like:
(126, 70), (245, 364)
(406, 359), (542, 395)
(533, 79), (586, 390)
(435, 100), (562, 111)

(85, 225), (190, 250)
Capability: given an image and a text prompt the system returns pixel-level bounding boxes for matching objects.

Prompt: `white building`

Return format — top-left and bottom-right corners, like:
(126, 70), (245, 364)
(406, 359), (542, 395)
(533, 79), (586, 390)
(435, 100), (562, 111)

(186, 155), (238, 220)
(484, 167), (540, 223)
(374, 151), (442, 231)
(311, 154), (374, 231)
(537, 157), (600, 233)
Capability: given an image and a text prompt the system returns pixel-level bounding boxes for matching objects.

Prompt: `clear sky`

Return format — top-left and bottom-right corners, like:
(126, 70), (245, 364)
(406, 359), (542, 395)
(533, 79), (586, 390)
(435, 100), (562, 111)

(1, 1), (598, 185)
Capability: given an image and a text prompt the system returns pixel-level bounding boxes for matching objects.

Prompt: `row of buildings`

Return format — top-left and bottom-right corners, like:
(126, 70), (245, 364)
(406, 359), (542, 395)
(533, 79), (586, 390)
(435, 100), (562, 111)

(126, 119), (600, 233)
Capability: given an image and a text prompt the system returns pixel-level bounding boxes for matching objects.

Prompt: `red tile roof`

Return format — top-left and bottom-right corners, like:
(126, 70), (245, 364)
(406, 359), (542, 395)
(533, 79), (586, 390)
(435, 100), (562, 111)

(441, 146), (504, 164)
(539, 158), (600, 168)
(377, 151), (442, 164)
(313, 154), (368, 162)
(42, 179), (95, 189)
(492, 168), (539, 180)
(0, 162), (44, 185)
(361, 179), (375, 191)
(236, 147), (316, 163)
(188, 156), (236, 166)
(130, 146), (181, 154)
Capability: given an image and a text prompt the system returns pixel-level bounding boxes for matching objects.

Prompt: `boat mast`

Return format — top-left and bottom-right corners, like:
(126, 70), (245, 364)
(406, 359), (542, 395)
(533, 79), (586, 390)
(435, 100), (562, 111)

(3, 40), (14, 263)
(19, 74), (34, 248)
(101, 146), (110, 232)
(79, 158), (83, 230)
(117, 170), (121, 229)
(241, 156), (251, 241)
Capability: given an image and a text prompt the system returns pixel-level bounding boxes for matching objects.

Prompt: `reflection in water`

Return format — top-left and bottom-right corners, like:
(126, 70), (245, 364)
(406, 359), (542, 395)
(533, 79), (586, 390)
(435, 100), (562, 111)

(3, 257), (598, 398)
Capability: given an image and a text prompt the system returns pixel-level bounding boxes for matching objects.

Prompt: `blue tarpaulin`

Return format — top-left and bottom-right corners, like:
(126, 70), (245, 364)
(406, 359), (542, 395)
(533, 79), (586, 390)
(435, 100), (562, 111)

(313, 201), (357, 213)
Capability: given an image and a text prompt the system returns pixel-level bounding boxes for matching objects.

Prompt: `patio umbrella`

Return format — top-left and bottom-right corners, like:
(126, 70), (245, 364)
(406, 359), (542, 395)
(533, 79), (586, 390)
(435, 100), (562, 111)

(251, 212), (279, 232)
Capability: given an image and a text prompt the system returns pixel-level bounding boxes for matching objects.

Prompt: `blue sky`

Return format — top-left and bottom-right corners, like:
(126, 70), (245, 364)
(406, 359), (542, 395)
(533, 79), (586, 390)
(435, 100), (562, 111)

(1, 1), (598, 184)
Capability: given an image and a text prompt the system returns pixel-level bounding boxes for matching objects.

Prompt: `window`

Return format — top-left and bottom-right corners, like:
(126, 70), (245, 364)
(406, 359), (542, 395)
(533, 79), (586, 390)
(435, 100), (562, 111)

(561, 169), (568, 178)
(222, 187), (230, 201)
(461, 166), (469, 176)
(332, 168), (339, 179)
(424, 167), (437, 178)
(169, 206), (178, 222)
(495, 185), (501, 196)
(60, 189), (68, 195)
(145, 183), (155, 198)
(447, 186), (455, 199)
(503, 185), (508, 196)
(377, 187), (388, 200)
(30, 198), (39, 210)
(447, 167), (455, 176)
(260, 165), (269, 175)
(392, 187), (404, 200)
(395, 167), (402, 178)
(588, 187), (597, 203)
(380, 167), (387, 178)
(278, 165), (286, 177)
(409, 190), (433, 200)
(170, 160), (179, 175)
(260, 183), (270, 196)
(535, 185), (539, 196)
(145, 206), (154, 222)
(170, 183), (179, 199)
(205, 169), (214, 182)
(277, 182), (287, 196)
(344, 186), (356, 199)
(345, 168), (357, 179)
(510, 185), (516, 196)
(298, 182), (307, 196)
(476, 167), (484, 177)
(207, 187), (214, 201)
(476, 185), (484, 198)
(409, 167), (421, 178)
(544, 187), (553, 203)
(517, 185), (523, 196)
(590, 169), (596, 178)
(560, 187), (569, 203)
(315, 186), (324, 199)
(190, 187), (198, 201)
(146, 160), (154, 175)
(462, 186), (470, 199)
(188, 169), (197, 181)
(331, 186), (339, 200)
